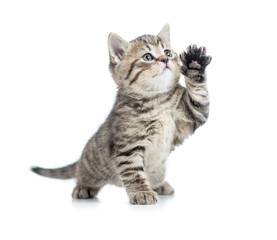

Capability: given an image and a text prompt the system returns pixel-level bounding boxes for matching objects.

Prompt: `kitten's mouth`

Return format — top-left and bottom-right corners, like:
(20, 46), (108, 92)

(163, 65), (170, 72)
(153, 65), (171, 78)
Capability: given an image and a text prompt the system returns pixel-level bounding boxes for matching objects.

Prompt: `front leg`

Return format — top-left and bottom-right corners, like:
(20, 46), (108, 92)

(179, 44), (212, 131)
(114, 146), (158, 205)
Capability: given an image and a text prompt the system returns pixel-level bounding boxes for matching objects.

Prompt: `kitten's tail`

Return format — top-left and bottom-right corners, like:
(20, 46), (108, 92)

(31, 162), (77, 179)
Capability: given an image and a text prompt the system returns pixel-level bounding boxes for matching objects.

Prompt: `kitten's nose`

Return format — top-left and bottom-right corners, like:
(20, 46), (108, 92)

(160, 57), (169, 63)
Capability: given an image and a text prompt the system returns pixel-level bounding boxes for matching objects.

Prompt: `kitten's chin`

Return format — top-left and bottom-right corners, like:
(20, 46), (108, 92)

(145, 70), (179, 93)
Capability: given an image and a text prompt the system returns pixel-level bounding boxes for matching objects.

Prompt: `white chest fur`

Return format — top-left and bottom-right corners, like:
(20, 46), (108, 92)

(144, 110), (175, 168)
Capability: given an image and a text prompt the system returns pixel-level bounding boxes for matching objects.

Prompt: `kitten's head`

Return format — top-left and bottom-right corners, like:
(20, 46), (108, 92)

(108, 24), (181, 94)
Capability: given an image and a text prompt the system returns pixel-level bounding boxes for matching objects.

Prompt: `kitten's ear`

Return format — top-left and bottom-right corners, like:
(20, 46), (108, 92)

(157, 23), (170, 43)
(108, 33), (129, 64)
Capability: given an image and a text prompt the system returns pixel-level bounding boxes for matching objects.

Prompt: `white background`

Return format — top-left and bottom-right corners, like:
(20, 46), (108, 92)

(0, 0), (276, 239)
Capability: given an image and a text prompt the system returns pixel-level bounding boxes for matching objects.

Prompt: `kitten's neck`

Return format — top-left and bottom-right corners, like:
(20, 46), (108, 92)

(118, 85), (179, 101)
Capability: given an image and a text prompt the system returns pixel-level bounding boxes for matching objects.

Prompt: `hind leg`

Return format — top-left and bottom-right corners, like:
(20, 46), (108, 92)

(153, 181), (174, 195)
(72, 185), (102, 199)
(72, 149), (116, 199)
(72, 162), (106, 199)
(146, 164), (175, 195)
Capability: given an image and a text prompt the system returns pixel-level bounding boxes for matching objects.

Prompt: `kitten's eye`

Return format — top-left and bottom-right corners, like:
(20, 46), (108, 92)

(142, 53), (153, 61)
(164, 50), (172, 57)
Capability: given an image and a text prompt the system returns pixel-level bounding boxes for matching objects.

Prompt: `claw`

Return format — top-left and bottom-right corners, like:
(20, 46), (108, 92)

(205, 56), (212, 65)
(180, 52), (187, 63)
(192, 44), (197, 53)
(187, 44), (198, 54)
(200, 47), (206, 55)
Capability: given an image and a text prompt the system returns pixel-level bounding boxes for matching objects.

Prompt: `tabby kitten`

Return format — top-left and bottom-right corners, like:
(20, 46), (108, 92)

(32, 24), (212, 205)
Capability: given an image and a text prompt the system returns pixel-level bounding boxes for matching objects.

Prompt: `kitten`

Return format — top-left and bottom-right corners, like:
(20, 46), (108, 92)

(32, 24), (212, 205)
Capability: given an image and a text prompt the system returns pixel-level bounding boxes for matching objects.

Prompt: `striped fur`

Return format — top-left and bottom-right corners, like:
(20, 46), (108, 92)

(31, 25), (212, 205)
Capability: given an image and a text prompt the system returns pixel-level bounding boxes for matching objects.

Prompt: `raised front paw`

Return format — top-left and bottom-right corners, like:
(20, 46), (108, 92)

(129, 191), (158, 205)
(180, 44), (212, 75)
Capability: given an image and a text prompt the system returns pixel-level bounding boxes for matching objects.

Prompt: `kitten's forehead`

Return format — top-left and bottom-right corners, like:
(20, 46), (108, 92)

(129, 34), (169, 55)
